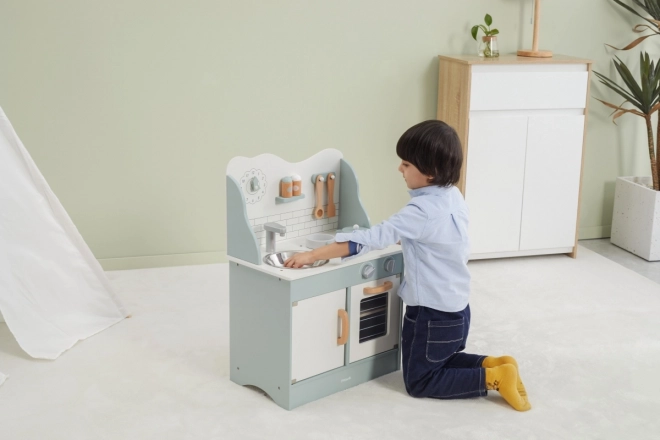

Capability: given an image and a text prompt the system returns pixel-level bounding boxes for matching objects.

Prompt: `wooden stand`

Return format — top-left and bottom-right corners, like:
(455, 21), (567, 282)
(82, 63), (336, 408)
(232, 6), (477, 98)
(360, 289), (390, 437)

(518, 0), (553, 58)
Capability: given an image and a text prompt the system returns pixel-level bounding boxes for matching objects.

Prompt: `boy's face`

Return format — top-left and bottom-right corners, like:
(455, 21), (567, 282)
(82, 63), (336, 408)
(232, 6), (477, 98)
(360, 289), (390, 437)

(398, 160), (433, 189)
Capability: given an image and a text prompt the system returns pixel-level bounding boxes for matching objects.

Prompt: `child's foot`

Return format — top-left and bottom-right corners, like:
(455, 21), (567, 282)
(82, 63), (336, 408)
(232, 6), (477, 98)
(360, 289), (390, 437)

(482, 355), (529, 405)
(485, 365), (531, 411)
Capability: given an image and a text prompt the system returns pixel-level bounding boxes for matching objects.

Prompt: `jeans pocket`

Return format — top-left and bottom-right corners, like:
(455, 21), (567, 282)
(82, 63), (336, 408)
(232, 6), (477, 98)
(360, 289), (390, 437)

(426, 318), (464, 363)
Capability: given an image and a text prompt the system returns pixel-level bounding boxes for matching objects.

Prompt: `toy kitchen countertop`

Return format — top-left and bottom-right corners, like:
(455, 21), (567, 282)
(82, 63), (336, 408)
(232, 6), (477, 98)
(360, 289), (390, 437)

(226, 149), (404, 411)
(227, 236), (402, 281)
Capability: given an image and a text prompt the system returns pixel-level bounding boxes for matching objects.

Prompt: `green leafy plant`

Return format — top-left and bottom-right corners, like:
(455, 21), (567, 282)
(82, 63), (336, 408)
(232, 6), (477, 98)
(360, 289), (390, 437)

(471, 14), (499, 57)
(471, 14), (499, 41)
(593, 1), (660, 191)
(610, 0), (660, 50)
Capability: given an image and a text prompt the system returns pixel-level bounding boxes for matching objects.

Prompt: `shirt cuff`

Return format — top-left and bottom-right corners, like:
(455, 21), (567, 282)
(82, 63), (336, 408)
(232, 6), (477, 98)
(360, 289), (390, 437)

(347, 241), (364, 256)
(341, 240), (371, 262)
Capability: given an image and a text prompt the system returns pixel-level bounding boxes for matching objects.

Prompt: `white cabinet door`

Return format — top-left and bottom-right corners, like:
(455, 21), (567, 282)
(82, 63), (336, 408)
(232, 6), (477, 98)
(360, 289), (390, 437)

(291, 289), (346, 382)
(519, 115), (585, 250)
(349, 275), (401, 363)
(466, 115), (528, 254)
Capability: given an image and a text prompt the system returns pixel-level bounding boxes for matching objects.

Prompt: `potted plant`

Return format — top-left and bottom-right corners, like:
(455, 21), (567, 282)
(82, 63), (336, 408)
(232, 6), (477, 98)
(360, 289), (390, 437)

(594, 0), (660, 261)
(471, 14), (499, 58)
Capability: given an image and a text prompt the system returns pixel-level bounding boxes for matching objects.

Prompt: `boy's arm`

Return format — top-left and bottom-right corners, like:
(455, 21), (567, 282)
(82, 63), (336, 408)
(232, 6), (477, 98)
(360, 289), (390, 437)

(311, 242), (350, 261)
(284, 204), (424, 267)
(335, 202), (428, 250)
(284, 242), (350, 268)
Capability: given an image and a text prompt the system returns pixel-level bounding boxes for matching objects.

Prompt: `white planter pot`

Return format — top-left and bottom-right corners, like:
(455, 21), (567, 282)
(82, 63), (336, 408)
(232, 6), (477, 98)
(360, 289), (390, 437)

(611, 176), (660, 261)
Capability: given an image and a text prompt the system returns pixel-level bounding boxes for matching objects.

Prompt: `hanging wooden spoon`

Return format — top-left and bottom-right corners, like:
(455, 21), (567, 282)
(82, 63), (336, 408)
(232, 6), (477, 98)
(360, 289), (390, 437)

(314, 175), (325, 219)
(326, 173), (336, 218)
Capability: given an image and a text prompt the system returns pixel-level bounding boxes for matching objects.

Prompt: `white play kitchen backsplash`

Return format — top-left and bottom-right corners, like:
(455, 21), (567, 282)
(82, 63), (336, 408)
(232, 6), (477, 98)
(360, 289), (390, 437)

(226, 149), (344, 249)
(249, 205), (339, 245)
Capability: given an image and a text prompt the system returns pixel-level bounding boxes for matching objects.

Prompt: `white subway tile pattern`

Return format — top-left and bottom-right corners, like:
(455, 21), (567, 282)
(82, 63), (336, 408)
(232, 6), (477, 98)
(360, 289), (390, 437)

(250, 203), (340, 246)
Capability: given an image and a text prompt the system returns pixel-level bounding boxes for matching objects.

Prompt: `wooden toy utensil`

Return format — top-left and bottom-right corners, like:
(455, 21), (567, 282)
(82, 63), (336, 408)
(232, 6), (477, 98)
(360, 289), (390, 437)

(326, 173), (336, 218)
(314, 175), (325, 219)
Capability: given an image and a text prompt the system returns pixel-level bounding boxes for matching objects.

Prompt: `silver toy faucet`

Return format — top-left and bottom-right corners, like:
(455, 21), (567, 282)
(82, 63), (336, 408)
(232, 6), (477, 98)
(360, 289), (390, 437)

(264, 222), (287, 254)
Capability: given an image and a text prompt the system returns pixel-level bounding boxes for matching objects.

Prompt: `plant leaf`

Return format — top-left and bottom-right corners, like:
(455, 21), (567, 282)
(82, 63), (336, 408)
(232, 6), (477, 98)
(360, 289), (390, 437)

(634, 0), (660, 19)
(605, 33), (658, 50)
(594, 70), (643, 110)
(594, 98), (646, 123)
(485, 14), (493, 26)
(614, 0), (660, 28)
(612, 56), (646, 107)
(471, 25), (479, 40)
(596, 52), (660, 115)
(633, 23), (659, 33)
(489, 29), (499, 36)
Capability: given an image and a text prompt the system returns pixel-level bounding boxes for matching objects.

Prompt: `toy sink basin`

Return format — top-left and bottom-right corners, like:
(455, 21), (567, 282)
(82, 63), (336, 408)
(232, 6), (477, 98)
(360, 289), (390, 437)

(263, 251), (329, 269)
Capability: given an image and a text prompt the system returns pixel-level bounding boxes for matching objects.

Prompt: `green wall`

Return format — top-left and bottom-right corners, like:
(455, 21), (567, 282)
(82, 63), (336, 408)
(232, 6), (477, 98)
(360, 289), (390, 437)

(0, 0), (655, 269)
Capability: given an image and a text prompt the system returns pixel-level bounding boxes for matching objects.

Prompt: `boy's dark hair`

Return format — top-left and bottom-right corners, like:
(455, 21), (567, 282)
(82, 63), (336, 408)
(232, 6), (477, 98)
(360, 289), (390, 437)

(396, 120), (463, 187)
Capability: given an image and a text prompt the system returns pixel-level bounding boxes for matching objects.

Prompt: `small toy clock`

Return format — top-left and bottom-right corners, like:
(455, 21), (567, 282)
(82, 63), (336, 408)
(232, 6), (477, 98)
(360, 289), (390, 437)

(241, 169), (267, 204)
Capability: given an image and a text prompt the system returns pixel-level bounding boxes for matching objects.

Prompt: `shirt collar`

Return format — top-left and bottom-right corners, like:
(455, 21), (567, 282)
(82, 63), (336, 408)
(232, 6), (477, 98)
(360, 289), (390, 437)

(408, 185), (451, 197)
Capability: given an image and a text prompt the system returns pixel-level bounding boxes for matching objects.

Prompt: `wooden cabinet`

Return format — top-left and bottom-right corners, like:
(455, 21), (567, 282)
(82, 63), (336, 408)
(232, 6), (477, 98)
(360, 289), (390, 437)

(437, 54), (592, 259)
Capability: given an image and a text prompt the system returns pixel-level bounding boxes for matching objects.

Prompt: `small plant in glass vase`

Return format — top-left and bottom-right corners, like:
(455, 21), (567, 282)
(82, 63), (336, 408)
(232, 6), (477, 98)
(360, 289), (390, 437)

(471, 14), (499, 57)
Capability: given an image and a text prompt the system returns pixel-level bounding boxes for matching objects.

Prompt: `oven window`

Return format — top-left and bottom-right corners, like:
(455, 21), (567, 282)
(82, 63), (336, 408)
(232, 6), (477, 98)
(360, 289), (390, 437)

(359, 292), (388, 343)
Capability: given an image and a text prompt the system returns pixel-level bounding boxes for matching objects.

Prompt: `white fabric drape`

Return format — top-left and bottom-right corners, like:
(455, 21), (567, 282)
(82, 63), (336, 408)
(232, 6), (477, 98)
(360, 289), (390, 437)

(0, 105), (127, 384)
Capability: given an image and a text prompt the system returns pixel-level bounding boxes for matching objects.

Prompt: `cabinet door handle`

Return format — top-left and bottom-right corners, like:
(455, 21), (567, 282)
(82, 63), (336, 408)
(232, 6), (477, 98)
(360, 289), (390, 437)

(337, 309), (349, 346)
(363, 281), (393, 295)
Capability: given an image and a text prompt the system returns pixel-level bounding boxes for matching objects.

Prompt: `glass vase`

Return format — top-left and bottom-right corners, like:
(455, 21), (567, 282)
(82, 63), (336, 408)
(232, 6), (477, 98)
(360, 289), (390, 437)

(482, 36), (500, 58)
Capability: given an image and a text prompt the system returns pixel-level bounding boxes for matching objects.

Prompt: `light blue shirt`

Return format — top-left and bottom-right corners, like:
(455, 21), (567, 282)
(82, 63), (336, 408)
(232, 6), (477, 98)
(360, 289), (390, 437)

(335, 185), (471, 312)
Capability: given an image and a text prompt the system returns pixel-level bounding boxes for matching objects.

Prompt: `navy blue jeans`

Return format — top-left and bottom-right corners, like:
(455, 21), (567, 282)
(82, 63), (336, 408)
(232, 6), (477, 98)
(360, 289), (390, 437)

(401, 304), (488, 399)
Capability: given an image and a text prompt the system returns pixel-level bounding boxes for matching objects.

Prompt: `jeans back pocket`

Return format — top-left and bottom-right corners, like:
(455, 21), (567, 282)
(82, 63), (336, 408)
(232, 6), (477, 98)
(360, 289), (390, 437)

(426, 318), (464, 363)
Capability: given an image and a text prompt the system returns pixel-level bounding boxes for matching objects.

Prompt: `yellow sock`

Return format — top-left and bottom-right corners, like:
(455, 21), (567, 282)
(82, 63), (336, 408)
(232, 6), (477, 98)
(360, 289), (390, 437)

(482, 355), (529, 403)
(485, 365), (531, 411)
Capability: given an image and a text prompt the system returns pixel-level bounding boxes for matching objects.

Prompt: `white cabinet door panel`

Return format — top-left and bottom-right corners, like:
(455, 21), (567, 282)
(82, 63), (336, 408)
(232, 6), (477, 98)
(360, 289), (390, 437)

(291, 289), (346, 382)
(520, 116), (585, 250)
(349, 276), (401, 363)
(466, 116), (528, 254)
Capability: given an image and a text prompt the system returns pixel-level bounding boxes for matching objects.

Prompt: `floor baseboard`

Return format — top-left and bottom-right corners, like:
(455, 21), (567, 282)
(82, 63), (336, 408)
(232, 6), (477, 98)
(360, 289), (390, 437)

(579, 225), (611, 240)
(98, 251), (227, 271)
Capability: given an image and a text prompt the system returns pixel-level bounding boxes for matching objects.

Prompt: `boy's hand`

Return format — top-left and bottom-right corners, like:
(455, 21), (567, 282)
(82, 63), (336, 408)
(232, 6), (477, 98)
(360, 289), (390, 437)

(284, 251), (317, 268)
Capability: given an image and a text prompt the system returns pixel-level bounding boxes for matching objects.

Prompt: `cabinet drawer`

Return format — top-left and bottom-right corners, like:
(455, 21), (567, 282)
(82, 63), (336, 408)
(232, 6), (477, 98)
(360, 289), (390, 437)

(469, 69), (589, 111)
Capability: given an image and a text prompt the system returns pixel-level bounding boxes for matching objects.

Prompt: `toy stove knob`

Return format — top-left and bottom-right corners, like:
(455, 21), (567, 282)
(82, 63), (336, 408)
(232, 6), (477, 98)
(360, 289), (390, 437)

(384, 257), (396, 273)
(361, 264), (375, 279)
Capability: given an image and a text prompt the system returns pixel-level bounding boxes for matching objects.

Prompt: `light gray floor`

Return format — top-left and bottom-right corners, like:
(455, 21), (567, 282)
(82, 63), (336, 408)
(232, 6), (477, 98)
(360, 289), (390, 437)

(579, 238), (660, 284)
(1, 246), (659, 439)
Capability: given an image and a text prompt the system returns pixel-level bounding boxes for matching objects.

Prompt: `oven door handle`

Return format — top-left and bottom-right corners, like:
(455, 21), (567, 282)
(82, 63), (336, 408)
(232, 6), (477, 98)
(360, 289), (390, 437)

(363, 281), (393, 295)
(337, 309), (349, 346)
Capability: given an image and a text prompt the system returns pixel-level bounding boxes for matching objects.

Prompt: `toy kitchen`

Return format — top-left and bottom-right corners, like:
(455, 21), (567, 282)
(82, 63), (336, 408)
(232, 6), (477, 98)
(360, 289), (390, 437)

(226, 148), (403, 410)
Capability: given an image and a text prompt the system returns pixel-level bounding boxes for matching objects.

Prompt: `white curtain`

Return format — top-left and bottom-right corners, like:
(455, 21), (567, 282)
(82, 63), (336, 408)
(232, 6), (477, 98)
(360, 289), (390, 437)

(0, 105), (127, 384)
